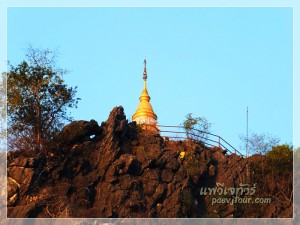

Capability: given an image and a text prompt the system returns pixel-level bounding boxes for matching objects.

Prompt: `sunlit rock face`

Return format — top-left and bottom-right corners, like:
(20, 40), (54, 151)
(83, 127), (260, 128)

(6, 106), (293, 218)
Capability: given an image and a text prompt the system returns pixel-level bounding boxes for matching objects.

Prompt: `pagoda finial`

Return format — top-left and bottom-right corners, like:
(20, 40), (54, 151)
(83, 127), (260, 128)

(143, 58), (147, 81)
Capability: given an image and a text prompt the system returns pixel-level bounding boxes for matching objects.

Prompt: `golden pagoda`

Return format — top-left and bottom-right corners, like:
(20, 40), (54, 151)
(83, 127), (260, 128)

(132, 59), (159, 133)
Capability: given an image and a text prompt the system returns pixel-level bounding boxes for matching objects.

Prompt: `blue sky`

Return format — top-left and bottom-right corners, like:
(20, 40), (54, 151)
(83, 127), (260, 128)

(7, 7), (293, 153)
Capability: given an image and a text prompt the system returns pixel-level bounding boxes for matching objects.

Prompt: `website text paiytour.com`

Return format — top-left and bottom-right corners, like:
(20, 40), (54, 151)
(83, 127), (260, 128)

(211, 196), (271, 206)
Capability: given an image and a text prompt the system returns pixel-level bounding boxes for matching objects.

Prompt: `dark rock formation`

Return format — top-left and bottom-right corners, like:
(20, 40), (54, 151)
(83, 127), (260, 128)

(7, 106), (292, 218)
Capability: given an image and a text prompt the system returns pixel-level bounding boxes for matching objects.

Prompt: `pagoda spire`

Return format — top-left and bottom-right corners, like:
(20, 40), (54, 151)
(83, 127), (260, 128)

(143, 59), (147, 81)
(132, 59), (159, 133)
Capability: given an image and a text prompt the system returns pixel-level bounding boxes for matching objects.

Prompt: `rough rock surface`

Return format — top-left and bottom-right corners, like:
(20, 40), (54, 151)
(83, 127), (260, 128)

(7, 106), (292, 218)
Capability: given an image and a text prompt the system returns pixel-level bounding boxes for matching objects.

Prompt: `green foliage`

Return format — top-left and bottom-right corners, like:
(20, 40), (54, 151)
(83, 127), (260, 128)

(182, 113), (211, 141)
(7, 46), (80, 153)
(266, 144), (293, 176)
(236, 145), (293, 217)
(184, 153), (200, 177)
(250, 144), (293, 200)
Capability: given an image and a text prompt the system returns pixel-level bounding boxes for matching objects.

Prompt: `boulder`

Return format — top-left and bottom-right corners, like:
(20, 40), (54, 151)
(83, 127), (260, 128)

(55, 119), (101, 151)
(161, 168), (174, 183)
(7, 177), (20, 206)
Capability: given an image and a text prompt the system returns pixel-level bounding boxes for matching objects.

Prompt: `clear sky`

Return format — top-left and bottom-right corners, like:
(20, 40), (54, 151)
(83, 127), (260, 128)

(7, 7), (293, 153)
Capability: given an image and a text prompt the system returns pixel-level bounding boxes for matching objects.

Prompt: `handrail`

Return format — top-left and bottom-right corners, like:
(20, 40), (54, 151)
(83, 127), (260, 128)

(158, 125), (243, 156)
(160, 130), (221, 146)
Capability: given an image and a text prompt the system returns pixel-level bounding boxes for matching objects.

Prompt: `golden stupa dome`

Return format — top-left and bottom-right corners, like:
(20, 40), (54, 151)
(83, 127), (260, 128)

(132, 60), (158, 132)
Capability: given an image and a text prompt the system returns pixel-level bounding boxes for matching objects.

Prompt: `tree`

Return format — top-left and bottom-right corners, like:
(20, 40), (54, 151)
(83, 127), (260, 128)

(7, 46), (80, 153)
(0, 72), (6, 152)
(240, 132), (280, 179)
(239, 132), (280, 156)
(265, 145), (293, 198)
(182, 113), (212, 142)
(266, 144), (293, 176)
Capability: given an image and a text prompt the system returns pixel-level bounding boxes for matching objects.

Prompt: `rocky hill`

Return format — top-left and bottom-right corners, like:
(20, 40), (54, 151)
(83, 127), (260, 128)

(7, 106), (292, 218)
